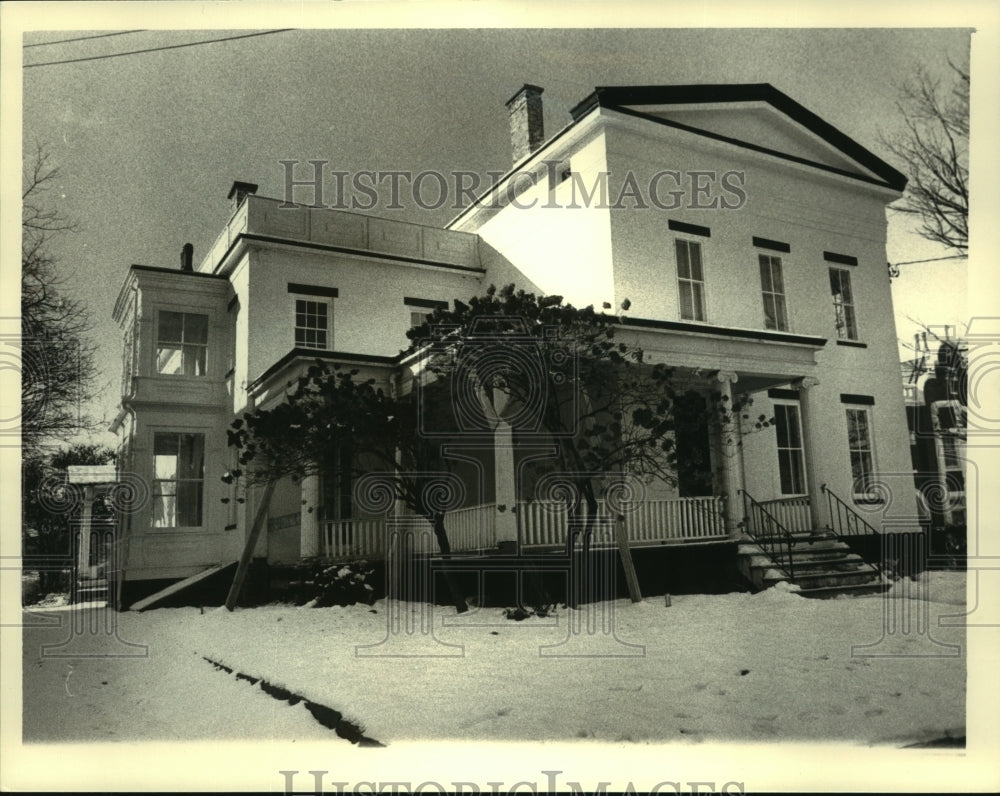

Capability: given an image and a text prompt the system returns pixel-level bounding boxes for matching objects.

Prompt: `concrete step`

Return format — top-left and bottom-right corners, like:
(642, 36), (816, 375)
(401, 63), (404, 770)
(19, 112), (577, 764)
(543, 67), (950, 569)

(798, 580), (890, 599)
(790, 568), (881, 590)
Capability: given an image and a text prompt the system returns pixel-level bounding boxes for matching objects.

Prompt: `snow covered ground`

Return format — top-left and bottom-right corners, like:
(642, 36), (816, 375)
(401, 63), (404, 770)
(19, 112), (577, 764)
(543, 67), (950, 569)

(19, 572), (967, 747)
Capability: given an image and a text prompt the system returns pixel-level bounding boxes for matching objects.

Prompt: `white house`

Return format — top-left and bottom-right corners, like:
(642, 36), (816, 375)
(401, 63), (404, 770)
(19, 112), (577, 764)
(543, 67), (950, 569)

(110, 82), (918, 608)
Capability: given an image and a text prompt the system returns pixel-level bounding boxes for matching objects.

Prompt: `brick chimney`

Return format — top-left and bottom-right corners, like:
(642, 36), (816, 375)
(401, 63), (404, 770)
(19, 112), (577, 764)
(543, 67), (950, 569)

(180, 242), (194, 271)
(505, 84), (544, 164)
(227, 180), (258, 213)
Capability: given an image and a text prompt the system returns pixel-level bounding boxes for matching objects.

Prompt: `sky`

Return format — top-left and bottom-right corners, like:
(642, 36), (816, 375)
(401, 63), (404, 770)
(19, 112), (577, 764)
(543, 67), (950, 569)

(5, 12), (988, 449)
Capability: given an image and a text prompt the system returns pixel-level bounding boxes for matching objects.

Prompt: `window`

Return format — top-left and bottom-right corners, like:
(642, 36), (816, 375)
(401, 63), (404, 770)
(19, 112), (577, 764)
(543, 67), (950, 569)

(829, 268), (858, 340)
(759, 254), (789, 331)
(845, 407), (875, 497)
(294, 298), (330, 350)
(152, 433), (204, 527)
(156, 311), (208, 375)
(404, 297), (447, 331)
(675, 239), (706, 321)
(774, 403), (806, 495)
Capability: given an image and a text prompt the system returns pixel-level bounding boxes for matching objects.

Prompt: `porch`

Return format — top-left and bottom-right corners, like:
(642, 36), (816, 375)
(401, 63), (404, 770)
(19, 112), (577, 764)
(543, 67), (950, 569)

(312, 495), (813, 561)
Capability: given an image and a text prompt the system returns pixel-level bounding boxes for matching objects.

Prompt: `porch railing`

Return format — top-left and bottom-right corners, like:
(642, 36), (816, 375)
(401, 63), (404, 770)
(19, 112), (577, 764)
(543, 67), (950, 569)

(820, 483), (881, 578)
(739, 489), (795, 580)
(320, 496), (726, 560)
(759, 496), (812, 533)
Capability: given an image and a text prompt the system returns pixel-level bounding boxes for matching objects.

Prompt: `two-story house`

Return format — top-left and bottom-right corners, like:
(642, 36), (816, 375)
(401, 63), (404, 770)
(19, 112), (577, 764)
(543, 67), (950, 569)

(110, 82), (919, 608)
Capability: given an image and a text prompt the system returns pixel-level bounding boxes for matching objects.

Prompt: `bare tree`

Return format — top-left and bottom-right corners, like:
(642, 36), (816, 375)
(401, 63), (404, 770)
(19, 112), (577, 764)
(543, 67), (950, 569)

(22, 143), (97, 455)
(883, 60), (969, 254)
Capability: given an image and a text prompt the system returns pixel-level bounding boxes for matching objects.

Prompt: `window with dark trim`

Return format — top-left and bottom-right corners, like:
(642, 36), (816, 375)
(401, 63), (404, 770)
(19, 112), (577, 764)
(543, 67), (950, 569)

(759, 254), (789, 331)
(675, 238), (706, 321)
(294, 298), (331, 350)
(774, 403), (806, 495)
(845, 406), (876, 498)
(829, 267), (858, 341)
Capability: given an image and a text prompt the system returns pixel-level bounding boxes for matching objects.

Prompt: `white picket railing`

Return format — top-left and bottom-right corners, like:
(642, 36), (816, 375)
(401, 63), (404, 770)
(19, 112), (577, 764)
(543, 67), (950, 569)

(319, 496), (727, 559)
(759, 496), (812, 533)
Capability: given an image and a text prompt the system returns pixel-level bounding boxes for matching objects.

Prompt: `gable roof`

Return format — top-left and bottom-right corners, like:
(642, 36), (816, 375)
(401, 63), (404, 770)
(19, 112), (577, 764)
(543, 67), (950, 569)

(570, 83), (907, 192)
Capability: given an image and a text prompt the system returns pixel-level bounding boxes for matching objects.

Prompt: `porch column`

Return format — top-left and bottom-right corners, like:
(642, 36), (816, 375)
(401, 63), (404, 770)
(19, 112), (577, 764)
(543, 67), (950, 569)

(77, 486), (94, 583)
(493, 420), (518, 551)
(300, 472), (321, 558)
(715, 371), (746, 538)
(794, 377), (825, 530)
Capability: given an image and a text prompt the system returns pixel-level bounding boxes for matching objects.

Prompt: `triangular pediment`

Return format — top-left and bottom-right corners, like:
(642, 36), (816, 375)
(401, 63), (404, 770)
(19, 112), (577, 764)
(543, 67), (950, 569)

(627, 103), (881, 181)
(571, 85), (906, 191)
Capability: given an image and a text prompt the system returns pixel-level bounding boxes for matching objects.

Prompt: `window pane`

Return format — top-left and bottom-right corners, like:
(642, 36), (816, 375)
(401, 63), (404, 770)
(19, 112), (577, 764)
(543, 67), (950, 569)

(763, 294), (777, 330)
(185, 314), (208, 344)
(675, 240), (690, 278)
(690, 283), (705, 321)
(773, 296), (788, 331)
(770, 260), (785, 293)
(158, 311), (184, 343)
(838, 271), (854, 303)
(679, 283), (694, 320)
(688, 243), (703, 281)
(785, 405), (802, 447)
(759, 256), (773, 291)
(152, 484), (177, 528)
(177, 481), (203, 526)
(774, 405), (790, 447)
(178, 434), (204, 479)
(156, 345), (183, 375)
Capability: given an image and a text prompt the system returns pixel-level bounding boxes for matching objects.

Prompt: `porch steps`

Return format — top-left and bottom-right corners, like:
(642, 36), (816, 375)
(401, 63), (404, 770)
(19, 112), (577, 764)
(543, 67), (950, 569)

(738, 529), (885, 597)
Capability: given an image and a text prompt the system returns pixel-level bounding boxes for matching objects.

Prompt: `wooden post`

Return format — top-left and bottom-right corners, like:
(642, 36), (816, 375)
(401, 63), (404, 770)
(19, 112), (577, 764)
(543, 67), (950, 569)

(225, 480), (276, 611)
(614, 517), (642, 603)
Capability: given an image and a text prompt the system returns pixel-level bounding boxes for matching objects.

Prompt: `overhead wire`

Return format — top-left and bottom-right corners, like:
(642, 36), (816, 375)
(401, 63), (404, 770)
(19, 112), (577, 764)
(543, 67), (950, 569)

(24, 30), (147, 48)
(24, 29), (293, 69)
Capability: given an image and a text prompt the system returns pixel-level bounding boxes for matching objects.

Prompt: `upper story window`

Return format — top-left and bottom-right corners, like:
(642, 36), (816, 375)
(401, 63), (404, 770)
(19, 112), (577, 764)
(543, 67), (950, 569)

(289, 283), (337, 351)
(758, 254), (789, 331)
(675, 239), (706, 322)
(152, 432), (204, 528)
(156, 311), (208, 376)
(404, 297), (448, 332)
(829, 266), (858, 340)
(294, 298), (331, 350)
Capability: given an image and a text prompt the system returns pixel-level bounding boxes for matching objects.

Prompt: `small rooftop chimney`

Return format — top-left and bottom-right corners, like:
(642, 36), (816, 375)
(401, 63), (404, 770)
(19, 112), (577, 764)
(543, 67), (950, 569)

(180, 242), (194, 272)
(505, 84), (544, 164)
(227, 180), (258, 213)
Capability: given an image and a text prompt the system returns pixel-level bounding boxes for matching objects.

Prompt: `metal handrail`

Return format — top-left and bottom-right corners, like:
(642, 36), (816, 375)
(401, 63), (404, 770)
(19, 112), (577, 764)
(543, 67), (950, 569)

(820, 484), (881, 578)
(738, 489), (796, 580)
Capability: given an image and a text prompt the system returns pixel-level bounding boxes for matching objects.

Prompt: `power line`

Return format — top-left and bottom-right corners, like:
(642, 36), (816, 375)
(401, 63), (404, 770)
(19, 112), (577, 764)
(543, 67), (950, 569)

(24, 29), (293, 69)
(891, 255), (967, 267)
(24, 30), (147, 48)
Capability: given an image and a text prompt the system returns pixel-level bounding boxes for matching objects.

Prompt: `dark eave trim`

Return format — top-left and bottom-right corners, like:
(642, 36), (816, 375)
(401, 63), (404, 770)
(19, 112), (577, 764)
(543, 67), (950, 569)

(840, 393), (875, 405)
(250, 348), (398, 393)
(668, 219), (711, 238)
(288, 283), (339, 298)
(621, 316), (827, 347)
(768, 388), (800, 401)
(836, 340), (867, 349)
(824, 251), (859, 266)
(211, 233), (485, 276)
(571, 83), (907, 192)
(753, 236), (791, 254)
(131, 264), (228, 280)
(404, 297), (449, 310)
